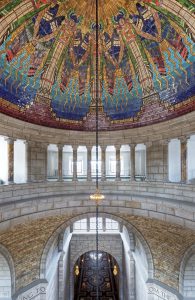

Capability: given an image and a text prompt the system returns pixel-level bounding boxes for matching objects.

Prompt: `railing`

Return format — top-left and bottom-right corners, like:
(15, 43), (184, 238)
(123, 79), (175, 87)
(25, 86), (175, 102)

(0, 181), (194, 227)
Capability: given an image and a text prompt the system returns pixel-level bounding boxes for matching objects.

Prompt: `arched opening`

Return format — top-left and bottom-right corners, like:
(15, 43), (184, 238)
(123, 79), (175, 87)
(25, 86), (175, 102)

(73, 251), (120, 300)
(40, 213), (153, 300)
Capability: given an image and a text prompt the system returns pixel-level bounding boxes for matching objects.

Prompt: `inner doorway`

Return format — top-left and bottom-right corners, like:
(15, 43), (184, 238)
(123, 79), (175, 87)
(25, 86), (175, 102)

(74, 251), (119, 300)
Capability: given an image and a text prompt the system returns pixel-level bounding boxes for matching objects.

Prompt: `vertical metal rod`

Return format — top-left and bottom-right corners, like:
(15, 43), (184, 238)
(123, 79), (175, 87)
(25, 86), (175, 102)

(95, 0), (99, 299)
(95, 0), (99, 191)
(96, 203), (99, 299)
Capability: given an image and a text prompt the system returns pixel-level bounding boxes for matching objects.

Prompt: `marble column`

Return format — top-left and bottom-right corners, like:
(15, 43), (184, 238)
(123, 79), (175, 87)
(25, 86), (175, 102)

(87, 217), (90, 232)
(162, 140), (169, 182)
(41, 143), (49, 182)
(72, 146), (78, 181)
(58, 144), (64, 181)
(6, 138), (15, 184)
(101, 146), (106, 181)
(102, 217), (106, 232)
(130, 144), (136, 181)
(116, 145), (121, 181)
(145, 142), (152, 181)
(87, 146), (92, 181)
(180, 137), (188, 183)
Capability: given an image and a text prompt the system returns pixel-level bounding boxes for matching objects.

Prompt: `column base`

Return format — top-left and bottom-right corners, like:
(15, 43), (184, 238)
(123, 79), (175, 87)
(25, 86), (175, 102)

(8, 181), (14, 185)
(58, 179), (64, 182)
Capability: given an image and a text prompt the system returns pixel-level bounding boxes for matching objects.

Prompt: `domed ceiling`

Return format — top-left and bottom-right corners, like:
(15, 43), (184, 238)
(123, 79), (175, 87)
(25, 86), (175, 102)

(0, 0), (194, 131)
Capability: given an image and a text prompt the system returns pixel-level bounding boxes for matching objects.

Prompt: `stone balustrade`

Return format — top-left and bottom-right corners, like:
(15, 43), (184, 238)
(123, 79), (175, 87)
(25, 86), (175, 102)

(0, 181), (194, 229)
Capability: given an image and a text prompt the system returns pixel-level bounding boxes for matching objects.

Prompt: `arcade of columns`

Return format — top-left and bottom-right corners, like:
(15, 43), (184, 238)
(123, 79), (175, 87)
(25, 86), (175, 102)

(3, 136), (190, 184)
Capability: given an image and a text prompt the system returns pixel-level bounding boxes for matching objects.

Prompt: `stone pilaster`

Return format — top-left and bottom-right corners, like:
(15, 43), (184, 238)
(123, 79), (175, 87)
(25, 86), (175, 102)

(130, 144), (136, 181)
(101, 146), (106, 181)
(87, 146), (92, 181)
(116, 145), (121, 181)
(6, 138), (15, 184)
(58, 144), (64, 181)
(27, 142), (48, 182)
(129, 254), (136, 300)
(180, 137), (188, 183)
(72, 146), (78, 181)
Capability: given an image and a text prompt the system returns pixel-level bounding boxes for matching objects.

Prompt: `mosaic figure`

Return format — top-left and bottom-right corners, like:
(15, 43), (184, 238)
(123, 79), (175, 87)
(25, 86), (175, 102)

(114, 10), (154, 96)
(131, 2), (189, 70)
(102, 31), (117, 96)
(6, 1), (65, 77)
(39, 12), (80, 98)
(103, 29), (133, 95)
(60, 30), (91, 96)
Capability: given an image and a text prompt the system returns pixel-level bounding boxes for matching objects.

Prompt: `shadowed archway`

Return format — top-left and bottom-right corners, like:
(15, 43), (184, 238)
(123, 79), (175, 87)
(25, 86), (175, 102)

(73, 250), (119, 300)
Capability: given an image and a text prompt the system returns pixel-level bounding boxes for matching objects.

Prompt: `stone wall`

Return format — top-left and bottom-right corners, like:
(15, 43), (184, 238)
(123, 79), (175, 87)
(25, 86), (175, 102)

(183, 254), (195, 298)
(27, 142), (47, 182)
(0, 253), (11, 299)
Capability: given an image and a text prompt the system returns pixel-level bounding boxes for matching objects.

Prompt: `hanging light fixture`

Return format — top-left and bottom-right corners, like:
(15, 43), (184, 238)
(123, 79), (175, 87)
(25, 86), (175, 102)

(113, 265), (118, 276)
(89, 0), (104, 299)
(75, 265), (79, 276)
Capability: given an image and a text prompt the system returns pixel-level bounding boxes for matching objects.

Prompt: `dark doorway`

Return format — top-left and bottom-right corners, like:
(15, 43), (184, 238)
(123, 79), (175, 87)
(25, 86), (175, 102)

(74, 251), (119, 300)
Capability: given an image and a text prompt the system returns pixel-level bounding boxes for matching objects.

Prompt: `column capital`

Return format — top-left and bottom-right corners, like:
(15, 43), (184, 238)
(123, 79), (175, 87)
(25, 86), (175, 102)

(24, 140), (36, 147)
(115, 144), (121, 151)
(160, 139), (169, 146)
(40, 142), (50, 149)
(86, 145), (92, 151)
(179, 136), (190, 144)
(144, 141), (152, 147)
(57, 144), (64, 150)
(5, 137), (16, 144)
(130, 143), (136, 149)
(100, 145), (107, 151)
(72, 145), (78, 151)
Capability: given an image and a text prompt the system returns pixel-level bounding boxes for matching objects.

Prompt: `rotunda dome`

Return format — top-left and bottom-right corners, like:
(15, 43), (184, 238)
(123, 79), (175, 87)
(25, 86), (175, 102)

(0, 0), (194, 130)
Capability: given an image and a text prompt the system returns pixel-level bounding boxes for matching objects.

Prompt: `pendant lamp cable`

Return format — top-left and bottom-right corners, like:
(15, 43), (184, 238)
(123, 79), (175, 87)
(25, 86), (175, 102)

(95, 0), (99, 298)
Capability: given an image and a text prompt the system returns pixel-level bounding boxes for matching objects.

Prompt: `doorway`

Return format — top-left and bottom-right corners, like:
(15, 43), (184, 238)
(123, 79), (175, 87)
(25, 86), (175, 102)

(74, 251), (119, 300)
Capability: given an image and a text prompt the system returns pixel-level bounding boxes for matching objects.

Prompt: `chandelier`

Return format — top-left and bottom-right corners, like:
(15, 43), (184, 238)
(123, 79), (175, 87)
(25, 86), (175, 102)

(89, 0), (104, 298)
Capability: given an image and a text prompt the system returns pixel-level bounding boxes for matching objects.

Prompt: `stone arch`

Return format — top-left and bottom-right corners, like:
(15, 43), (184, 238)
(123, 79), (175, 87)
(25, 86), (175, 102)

(179, 244), (195, 295)
(0, 243), (15, 296)
(40, 212), (154, 280)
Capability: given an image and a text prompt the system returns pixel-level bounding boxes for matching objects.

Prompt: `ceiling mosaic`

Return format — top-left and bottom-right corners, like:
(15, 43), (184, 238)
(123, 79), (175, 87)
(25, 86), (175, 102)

(0, 0), (194, 130)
